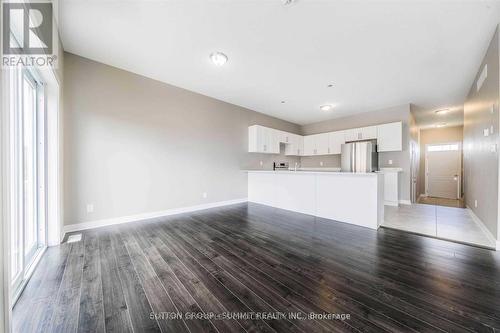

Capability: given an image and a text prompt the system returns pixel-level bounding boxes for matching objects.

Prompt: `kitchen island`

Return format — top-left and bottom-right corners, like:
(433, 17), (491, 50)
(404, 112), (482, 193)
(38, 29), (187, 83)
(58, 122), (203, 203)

(246, 170), (384, 229)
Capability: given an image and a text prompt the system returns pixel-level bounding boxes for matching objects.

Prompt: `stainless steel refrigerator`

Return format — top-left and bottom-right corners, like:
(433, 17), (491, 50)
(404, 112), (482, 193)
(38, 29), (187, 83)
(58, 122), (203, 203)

(341, 140), (378, 172)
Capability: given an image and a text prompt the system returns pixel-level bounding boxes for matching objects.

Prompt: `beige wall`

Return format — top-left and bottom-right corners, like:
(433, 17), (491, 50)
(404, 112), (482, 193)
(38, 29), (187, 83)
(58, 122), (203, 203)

(300, 104), (413, 201)
(63, 53), (300, 225)
(418, 126), (464, 197)
(463, 26), (499, 240)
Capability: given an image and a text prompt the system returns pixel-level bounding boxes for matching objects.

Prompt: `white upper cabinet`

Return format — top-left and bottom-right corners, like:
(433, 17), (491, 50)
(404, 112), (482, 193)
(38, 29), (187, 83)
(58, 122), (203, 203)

(279, 131), (293, 144)
(377, 122), (402, 152)
(315, 133), (330, 155)
(361, 126), (377, 140)
(328, 131), (345, 154)
(248, 125), (279, 154)
(285, 134), (304, 156)
(303, 135), (315, 156)
(249, 121), (402, 155)
(344, 126), (377, 142)
(302, 133), (329, 156)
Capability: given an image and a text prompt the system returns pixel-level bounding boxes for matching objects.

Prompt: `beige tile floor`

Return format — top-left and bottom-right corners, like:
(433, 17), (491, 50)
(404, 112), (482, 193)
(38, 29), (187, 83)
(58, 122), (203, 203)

(382, 204), (495, 248)
(418, 196), (465, 208)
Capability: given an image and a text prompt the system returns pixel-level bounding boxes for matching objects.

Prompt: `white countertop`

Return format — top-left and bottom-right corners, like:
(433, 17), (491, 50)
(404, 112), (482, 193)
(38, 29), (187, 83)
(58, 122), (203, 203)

(244, 169), (381, 176)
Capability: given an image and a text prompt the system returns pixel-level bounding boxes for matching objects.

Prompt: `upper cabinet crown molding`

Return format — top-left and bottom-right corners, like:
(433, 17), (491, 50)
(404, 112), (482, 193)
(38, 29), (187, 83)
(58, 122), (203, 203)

(248, 121), (402, 156)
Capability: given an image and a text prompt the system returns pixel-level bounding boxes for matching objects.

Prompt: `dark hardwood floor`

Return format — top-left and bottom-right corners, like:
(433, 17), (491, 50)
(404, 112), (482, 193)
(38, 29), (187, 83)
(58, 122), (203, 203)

(13, 202), (500, 333)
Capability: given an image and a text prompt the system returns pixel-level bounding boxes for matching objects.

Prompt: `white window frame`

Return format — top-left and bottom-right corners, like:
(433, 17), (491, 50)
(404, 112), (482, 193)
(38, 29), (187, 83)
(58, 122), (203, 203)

(9, 65), (49, 304)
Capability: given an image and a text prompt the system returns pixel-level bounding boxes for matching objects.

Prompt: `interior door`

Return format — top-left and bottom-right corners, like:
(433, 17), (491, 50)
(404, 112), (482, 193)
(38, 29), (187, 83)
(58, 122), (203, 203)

(426, 143), (461, 199)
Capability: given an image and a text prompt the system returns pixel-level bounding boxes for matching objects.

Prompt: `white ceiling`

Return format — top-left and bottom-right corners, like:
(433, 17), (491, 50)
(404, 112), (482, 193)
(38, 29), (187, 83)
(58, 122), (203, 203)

(60, 0), (500, 126)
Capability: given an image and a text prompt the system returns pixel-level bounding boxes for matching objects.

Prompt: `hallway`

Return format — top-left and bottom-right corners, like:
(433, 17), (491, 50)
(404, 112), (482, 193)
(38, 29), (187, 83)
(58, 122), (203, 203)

(382, 204), (495, 248)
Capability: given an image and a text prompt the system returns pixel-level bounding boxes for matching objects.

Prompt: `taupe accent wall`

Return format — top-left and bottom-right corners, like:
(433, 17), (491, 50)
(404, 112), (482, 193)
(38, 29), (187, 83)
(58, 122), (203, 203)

(463, 26), (499, 240)
(63, 53), (300, 225)
(418, 126), (464, 198)
(300, 104), (413, 202)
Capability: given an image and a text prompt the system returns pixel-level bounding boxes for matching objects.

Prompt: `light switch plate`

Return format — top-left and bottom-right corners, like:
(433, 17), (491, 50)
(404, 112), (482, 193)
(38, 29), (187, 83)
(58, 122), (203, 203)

(388, 160), (393, 165)
(319, 161), (324, 166)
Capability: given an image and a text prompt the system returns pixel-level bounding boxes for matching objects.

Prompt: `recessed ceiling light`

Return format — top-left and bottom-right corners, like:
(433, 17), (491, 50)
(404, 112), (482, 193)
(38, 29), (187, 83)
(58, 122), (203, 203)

(320, 104), (334, 111)
(210, 52), (228, 66)
(435, 123), (447, 128)
(435, 109), (449, 115)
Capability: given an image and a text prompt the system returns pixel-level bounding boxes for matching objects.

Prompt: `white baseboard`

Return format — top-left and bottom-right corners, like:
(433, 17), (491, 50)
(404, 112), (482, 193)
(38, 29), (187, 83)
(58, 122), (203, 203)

(399, 200), (412, 205)
(63, 198), (248, 237)
(466, 206), (498, 250)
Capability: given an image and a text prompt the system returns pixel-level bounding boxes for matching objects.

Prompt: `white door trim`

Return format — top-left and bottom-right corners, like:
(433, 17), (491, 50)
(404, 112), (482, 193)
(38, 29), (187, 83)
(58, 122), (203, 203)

(424, 141), (462, 199)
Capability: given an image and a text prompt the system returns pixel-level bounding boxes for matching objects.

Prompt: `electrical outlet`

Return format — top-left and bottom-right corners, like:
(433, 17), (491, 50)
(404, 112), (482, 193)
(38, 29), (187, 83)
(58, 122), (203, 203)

(320, 161), (324, 167)
(388, 160), (393, 165)
(86, 203), (94, 213)
(259, 160), (263, 167)
(202, 192), (208, 199)
(474, 200), (478, 208)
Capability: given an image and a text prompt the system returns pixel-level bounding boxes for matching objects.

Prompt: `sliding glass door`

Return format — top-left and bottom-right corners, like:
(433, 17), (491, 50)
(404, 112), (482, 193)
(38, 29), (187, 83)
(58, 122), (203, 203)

(10, 67), (47, 295)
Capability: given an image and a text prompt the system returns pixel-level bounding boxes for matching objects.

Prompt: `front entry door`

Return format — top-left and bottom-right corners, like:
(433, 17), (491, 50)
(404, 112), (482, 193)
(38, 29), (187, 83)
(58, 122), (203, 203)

(425, 143), (461, 199)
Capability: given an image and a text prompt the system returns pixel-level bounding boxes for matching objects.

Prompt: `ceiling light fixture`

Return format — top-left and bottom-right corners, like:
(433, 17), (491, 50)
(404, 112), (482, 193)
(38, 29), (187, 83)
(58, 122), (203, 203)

(210, 52), (228, 66)
(320, 104), (334, 111)
(282, 0), (296, 6)
(435, 109), (449, 115)
(281, 101), (286, 104)
(435, 122), (447, 128)
(327, 84), (334, 88)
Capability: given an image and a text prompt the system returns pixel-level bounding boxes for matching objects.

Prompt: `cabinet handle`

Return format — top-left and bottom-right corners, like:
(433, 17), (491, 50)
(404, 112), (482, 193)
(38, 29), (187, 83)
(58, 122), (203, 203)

(297, 149), (300, 155)
(328, 148), (330, 154)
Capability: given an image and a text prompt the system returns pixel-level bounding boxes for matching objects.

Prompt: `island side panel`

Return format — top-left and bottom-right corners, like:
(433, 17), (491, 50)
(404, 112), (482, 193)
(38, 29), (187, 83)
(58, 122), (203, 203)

(315, 173), (380, 229)
(248, 172), (316, 215)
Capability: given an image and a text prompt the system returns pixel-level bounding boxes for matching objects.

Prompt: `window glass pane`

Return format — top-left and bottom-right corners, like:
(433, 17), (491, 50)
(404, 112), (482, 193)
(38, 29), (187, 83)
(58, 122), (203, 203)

(428, 144), (459, 152)
(10, 68), (22, 281)
(23, 75), (38, 261)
